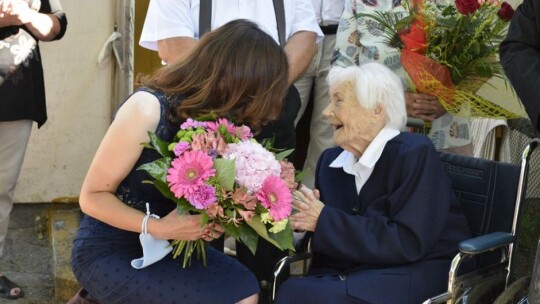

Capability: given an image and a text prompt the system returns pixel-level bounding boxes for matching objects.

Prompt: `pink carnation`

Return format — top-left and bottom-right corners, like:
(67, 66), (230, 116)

(223, 140), (281, 193)
(181, 118), (207, 130)
(279, 160), (298, 191)
(173, 141), (190, 156)
(166, 150), (215, 198)
(185, 184), (217, 209)
(256, 175), (292, 221)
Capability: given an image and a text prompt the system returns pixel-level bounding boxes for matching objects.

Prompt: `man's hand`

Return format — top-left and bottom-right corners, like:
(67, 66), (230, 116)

(405, 91), (447, 122)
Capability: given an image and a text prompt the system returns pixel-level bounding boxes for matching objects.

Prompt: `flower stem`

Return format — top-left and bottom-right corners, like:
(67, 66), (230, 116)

(171, 239), (207, 268)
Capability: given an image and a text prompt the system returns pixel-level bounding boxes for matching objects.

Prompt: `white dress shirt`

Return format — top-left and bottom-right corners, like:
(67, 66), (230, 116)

(310, 0), (344, 26)
(329, 126), (400, 194)
(140, 0), (323, 50)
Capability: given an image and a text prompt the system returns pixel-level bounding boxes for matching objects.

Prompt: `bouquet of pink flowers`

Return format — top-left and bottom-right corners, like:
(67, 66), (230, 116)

(138, 114), (297, 267)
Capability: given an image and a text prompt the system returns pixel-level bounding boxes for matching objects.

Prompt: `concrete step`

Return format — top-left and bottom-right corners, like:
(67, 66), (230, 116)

(48, 204), (81, 303)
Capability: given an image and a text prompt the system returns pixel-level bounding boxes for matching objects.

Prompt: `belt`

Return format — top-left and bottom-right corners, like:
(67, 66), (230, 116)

(320, 24), (338, 35)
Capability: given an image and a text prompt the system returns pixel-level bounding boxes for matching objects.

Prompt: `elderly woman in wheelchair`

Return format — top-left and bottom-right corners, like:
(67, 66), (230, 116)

(273, 63), (473, 304)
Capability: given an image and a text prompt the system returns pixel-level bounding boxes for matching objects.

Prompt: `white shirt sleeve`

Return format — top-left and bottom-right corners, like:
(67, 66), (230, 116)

(139, 0), (197, 51)
(288, 0), (324, 43)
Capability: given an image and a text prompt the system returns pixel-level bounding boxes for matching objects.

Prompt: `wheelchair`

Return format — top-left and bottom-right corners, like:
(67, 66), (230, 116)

(271, 138), (539, 304)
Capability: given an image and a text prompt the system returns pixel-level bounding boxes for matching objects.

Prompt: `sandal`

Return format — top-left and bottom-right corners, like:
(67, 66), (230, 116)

(66, 288), (100, 304)
(0, 275), (24, 300)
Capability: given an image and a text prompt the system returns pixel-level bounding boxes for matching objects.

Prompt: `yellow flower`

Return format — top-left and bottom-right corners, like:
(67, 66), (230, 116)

(269, 219), (288, 234)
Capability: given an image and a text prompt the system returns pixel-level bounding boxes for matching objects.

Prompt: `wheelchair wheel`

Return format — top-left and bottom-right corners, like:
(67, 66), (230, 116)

(493, 276), (531, 304)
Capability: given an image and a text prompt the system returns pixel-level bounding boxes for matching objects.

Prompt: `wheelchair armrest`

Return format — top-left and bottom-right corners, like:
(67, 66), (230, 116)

(459, 232), (515, 255)
(271, 252), (313, 302)
(273, 252), (313, 278)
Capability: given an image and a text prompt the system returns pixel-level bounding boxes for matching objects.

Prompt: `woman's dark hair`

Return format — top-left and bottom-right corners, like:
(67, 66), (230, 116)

(137, 19), (289, 133)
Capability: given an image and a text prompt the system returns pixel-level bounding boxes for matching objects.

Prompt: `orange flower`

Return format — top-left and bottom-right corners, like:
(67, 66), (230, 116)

(400, 18), (427, 54)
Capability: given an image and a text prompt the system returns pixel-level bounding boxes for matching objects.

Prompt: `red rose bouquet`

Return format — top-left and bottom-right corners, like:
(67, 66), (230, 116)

(360, 0), (523, 119)
(138, 114), (298, 267)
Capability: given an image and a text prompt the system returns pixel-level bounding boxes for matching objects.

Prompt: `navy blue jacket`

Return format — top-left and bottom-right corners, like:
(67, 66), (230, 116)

(309, 132), (471, 303)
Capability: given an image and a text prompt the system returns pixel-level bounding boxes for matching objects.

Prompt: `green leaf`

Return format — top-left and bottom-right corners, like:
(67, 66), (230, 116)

(137, 157), (172, 183)
(395, 15), (415, 30)
(260, 137), (275, 150)
(214, 158), (236, 191)
(237, 224), (259, 255)
(246, 215), (288, 250)
(176, 198), (194, 215)
(266, 222), (295, 252)
(224, 224), (241, 240)
(146, 131), (174, 158)
(275, 149), (294, 161)
(201, 213), (210, 226)
(294, 169), (308, 183)
(195, 112), (218, 121)
(153, 179), (176, 201)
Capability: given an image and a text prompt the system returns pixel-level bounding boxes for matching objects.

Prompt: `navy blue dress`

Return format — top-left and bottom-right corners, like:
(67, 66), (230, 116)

(71, 89), (259, 304)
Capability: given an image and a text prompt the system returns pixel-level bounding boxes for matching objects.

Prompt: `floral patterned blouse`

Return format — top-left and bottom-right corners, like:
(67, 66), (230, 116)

(0, 0), (67, 128)
(333, 0), (472, 151)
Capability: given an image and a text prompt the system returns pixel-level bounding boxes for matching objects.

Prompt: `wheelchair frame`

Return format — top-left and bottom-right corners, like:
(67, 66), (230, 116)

(271, 139), (539, 304)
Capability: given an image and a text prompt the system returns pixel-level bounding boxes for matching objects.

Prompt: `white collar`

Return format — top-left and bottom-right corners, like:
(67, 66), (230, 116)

(330, 126), (400, 182)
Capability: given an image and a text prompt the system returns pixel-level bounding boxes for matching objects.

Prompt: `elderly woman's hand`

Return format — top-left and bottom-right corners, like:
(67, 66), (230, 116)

(405, 92), (446, 122)
(290, 185), (324, 232)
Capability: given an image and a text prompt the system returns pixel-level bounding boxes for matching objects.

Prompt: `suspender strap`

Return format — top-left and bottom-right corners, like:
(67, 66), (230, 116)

(272, 0), (286, 47)
(199, 0), (285, 46)
(199, 0), (212, 37)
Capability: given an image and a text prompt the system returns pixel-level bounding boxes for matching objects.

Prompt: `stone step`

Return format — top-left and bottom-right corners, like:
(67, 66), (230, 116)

(48, 204), (81, 302)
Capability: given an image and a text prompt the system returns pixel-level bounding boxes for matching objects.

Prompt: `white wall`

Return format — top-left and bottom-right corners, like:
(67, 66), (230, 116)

(14, 1), (116, 203)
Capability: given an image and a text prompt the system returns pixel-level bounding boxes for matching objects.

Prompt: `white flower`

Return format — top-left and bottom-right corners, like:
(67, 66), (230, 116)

(10, 35), (36, 66)
(222, 140), (281, 193)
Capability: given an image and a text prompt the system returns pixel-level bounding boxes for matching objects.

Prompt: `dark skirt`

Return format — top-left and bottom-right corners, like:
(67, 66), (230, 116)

(71, 216), (259, 304)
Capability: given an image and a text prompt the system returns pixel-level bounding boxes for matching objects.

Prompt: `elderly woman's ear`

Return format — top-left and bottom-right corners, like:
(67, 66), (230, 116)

(371, 104), (386, 126)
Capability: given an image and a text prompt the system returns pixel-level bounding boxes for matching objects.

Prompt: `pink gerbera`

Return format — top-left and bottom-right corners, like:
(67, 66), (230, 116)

(256, 175), (292, 221)
(185, 184), (217, 209)
(166, 150), (215, 198)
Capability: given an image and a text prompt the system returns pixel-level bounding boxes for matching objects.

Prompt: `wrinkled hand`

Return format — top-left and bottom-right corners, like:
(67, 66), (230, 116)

(290, 185), (324, 232)
(149, 209), (222, 241)
(405, 92), (447, 122)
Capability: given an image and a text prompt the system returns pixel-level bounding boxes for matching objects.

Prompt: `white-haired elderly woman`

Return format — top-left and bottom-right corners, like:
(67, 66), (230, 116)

(274, 62), (472, 304)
